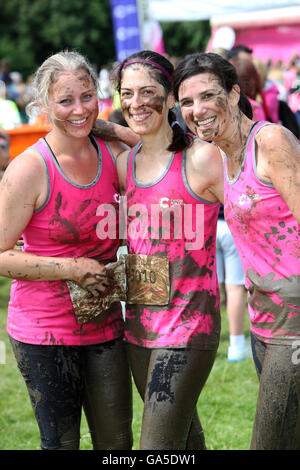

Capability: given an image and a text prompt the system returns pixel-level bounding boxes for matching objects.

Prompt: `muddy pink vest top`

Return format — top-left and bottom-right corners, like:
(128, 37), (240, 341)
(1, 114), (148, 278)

(124, 143), (220, 350)
(224, 121), (300, 344)
(7, 137), (124, 345)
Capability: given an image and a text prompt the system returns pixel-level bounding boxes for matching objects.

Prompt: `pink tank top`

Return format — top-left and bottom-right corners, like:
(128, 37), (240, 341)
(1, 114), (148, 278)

(248, 97), (266, 121)
(224, 121), (300, 344)
(124, 144), (220, 350)
(7, 137), (124, 345)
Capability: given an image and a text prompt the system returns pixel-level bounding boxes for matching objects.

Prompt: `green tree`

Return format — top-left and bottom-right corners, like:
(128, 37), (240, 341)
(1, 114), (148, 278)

(0, 0), (211, 80)
(0, 0), (116, 79)
(161, 20), (211, 59)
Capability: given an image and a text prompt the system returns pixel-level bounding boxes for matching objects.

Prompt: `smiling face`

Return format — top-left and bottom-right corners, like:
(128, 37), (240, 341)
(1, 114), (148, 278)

(47, 69), (99, 137)
(178, 72), (239, 142)
(120, 65), (173, 136)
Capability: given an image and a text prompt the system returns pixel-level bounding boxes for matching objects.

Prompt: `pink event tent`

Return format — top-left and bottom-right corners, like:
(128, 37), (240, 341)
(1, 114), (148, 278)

(147, 0), (300, 64)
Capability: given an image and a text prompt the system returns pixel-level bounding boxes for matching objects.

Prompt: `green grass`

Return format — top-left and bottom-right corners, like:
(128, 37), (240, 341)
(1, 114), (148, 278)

(0, 277), (258, 450)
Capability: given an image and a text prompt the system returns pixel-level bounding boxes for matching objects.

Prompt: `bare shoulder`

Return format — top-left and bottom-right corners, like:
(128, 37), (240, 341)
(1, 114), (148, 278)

(0, 147), (49, 248)
(253, 123), (300, 190)
(186, 138), (223, 202)
(107, 140), (129, 159)
(187, 138), (223, 172)
(256, 123), (299, 153)
(0, 147), (47, 200)
(4, 147), (46, 181)
(255, 123), (300, 179)
(254, 124), (300, 221)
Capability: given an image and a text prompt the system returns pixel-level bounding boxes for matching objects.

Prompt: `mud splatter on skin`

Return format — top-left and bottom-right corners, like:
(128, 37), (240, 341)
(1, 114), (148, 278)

(120, 64), (168, 117)
(121, 94), (166, 117)
(77, 74), (93, 88)
(57, 73), (92, 91)
(191, 84), (248, 162)
(191, 89), (226, 140)
(225, 121), (250, 178)
(92, 120), (118, 140)
(215, 95), (227, 112)
(145, 95), (165, 114)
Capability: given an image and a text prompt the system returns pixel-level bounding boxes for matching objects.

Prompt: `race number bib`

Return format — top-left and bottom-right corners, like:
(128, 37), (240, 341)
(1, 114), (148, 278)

(126, 254), (170, 305)
(68, 254), (170, 324)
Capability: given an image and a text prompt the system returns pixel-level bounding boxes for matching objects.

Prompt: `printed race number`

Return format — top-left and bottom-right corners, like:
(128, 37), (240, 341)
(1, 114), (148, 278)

(126, 254), (170, 305)
(128, 268), (157, 284)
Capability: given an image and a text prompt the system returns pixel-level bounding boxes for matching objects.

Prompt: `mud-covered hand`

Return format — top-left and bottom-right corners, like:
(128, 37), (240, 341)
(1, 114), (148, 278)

(92, 119), (139, 147)
(72, 257), (109, 296)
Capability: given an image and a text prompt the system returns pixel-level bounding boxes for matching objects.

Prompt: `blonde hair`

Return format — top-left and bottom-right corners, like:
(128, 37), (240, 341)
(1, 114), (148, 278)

(26, 50), (98, 119)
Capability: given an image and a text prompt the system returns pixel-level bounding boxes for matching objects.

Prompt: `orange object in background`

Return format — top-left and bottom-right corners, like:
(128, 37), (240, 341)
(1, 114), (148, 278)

(97, 106), (112, 121)
(6, 114), (51, 159)
(6, 108), (114, 160)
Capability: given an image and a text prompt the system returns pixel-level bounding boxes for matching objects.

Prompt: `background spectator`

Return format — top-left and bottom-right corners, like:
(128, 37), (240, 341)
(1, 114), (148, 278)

(0, 128), (10, 180)
(0, 80), (22, 129)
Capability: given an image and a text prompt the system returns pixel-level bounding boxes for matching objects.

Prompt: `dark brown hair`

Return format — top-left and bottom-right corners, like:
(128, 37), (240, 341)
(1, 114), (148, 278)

(173, 52), (253, 119)
(115, 50), (191, 152)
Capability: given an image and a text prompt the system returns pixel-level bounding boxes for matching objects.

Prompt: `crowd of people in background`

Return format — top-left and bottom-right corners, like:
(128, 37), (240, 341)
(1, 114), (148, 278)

(1, 48), (300, 133)
(214, 45), (300, 138)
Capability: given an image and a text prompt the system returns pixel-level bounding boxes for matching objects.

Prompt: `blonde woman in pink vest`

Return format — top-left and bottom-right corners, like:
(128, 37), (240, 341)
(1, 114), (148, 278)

(173, 52), (300, 449)
(0, 51), (133, 450)
(115, 50), (224, 449)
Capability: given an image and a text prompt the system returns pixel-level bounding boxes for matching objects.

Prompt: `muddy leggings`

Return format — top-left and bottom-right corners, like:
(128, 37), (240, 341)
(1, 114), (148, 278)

(126, 343), (216, 450)
(251, 334), (300, 449)
(9, 336), (133, 450)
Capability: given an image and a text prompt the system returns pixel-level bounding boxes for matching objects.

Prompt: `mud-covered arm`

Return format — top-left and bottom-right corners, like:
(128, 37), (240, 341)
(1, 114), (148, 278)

(92, 118), (139, 147)
(257, 125), (300, 223)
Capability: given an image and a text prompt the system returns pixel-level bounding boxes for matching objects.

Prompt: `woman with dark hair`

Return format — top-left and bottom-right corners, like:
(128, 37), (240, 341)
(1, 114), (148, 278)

(115, 50), (223, 449)
(173, 52), (253, 120)
(173, 51), (300, 450)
